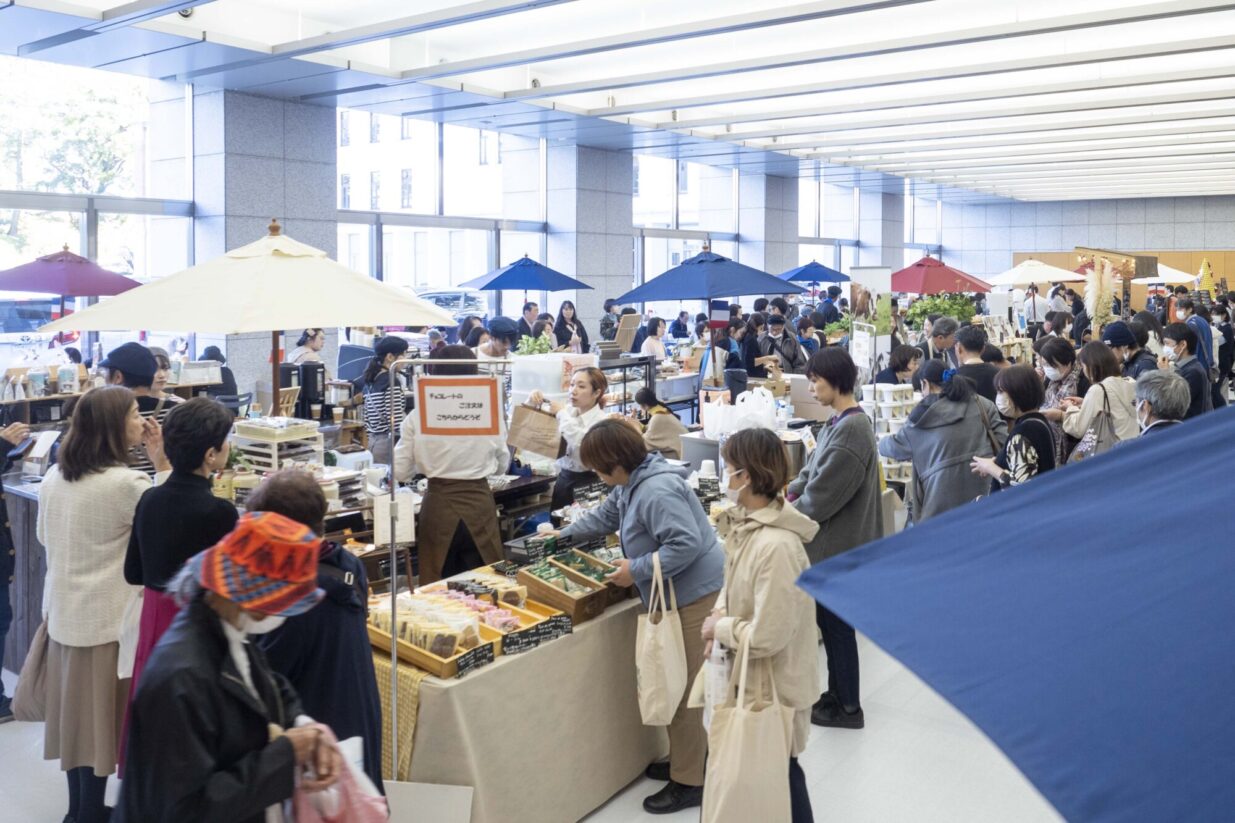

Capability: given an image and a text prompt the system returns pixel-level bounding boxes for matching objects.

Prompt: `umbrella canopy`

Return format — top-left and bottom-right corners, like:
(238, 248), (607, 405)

(459, 255), (592, 293)
(892, 256), (991, 294)
(40, 223), (454, 334)
(1131, 264), (1196, 285)
(799, 409), (1235, 823)
(0, 245), (140, 297)
(614, 251), (805, 304)
(986, 259), (1084, 289)
(779, 260), (849, 283)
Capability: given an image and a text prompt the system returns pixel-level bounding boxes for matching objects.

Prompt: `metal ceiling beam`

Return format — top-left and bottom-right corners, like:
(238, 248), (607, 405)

(867, 143), (1235, 172)
(18, 0), (215, 55)
(500, 1), (1235, 101)
(900, 153), (1235, 178)
(922, 162), (1235, 184)
(174, 0), (580, 82)
(658, 66), (1235, 130)
(396, 0), (930, 83)
(590, 35), (1235, 117)
(929, 167), (1235, 186)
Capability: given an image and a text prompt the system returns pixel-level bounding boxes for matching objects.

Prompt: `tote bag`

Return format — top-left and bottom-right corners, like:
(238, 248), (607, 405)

(13, 619), (49, 722)
(701, 638), (795, 823)
(1068, 386), (1120, 464)
(635, 553), (688, 726)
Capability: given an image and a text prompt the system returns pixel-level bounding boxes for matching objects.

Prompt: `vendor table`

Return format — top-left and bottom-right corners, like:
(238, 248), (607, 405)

(2, 476), (44, 674)
(656, 370), (700, 422)
(390, 598), (667, 823)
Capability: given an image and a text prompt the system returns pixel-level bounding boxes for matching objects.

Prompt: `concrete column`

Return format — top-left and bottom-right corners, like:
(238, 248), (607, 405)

(858, 191), (905, 269)
(192, 90), (337, 396)
(545, 146), (634, 333)
(737, 173), (798, 276)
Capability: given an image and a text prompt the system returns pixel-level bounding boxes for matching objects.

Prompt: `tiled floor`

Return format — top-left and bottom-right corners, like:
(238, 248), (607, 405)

(1, 637), (1061, 822)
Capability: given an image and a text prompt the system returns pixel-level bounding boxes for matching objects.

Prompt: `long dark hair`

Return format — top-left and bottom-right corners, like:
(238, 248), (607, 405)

(745, 312), (766, 339)
(1133, 310), (1165, 345)
(456, 316), (483, 343)
(296, 328), (323, 347)
(554, 300), (578, 338)
(58, 385), (136, 482)
(363, 337), (410, 384)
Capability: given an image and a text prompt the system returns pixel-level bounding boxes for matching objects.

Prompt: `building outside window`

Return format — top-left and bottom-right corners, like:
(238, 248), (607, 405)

(339, 111), (350, 147)
(340, 174), (351, 209)
(479, 130), (500, 166)
(369, 171), (380, 211)
(677, 160), (689, 194)
(401, 115), (414, 140)
(369, 112), (380, 143)
(400, 169), (413, 209)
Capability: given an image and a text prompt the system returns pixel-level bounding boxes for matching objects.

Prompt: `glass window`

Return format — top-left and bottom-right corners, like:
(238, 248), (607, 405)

(97, 214), (193, 356)
(799, 179), (819, 238)
(340, 174), (351, 209)
(400, 170), (412, 209)
(443, 124), (502, 218)
(400, 115), (414, 140)
(677, 160), (689, 194)
(339, 223), (371, 276)
(479, 130), (500, 166)
(369, 171), (381, 211)
(632, 155), (674, 228)
(369, 113), (380, 143)
(678, 162), (734, 233)
(339, 111), (436, 213)
(640, 237), (736, 322)
(382, 226), (490, 294)
(0, 210), (83, 363)
(339, 111), (350, 147)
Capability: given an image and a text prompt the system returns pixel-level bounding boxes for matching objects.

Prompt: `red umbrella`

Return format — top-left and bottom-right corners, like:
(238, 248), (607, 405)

(0, 245), (140, 297)
(892, 256), (991, 294)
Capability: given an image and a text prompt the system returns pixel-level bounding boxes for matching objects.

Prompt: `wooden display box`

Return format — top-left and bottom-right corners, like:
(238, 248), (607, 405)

(367, 621), (501, 679)
(552, 549), (633, 606)
(517, 562), (609, 624)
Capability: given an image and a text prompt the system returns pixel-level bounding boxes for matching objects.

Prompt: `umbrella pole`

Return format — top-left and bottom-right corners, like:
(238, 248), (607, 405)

(271, 331), (281, 415)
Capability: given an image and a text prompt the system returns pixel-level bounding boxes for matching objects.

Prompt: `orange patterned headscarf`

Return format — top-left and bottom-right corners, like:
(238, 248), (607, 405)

(193, 511), (325, 616)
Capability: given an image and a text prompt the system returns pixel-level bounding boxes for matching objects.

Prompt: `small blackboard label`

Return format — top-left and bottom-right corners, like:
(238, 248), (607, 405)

(454, 644), (495, 678)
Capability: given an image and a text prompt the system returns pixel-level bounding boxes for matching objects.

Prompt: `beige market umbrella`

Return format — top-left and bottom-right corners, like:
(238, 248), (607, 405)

(986, 259), (1084, 288)
(41, 220), (455, 406)
(1131, 264), (1196, 285)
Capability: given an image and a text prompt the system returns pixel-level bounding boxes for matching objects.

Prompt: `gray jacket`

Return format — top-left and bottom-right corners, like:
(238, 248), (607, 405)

(758, 331), (808, 374)
(879, 394), (1007, 522)
(561, 453), (725, 608)
(787, 411), (884, 564)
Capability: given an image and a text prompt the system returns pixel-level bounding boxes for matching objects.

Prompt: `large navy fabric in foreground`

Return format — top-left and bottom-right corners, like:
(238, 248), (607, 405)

(799, 406), (1235, 823)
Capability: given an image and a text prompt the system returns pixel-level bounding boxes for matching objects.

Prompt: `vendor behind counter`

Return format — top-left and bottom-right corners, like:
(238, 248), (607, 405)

(525, 366), (608, 510)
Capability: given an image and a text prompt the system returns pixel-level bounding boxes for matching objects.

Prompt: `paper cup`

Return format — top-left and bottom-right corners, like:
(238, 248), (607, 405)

(699, 459), (717, 478)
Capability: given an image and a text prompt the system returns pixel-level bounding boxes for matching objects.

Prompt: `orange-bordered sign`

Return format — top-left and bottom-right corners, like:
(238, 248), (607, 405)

(417, 376), (501, 436)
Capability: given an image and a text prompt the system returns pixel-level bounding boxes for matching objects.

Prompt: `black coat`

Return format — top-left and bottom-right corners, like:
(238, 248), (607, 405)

(1122, 350), (1158, 380)
(1178, 356), (1211, 419)
(116, 598), (302, 823)
(257, 545), (384, 792)
(125, 471), (239, 591)
(0, 454), (15, 584)
(553, 320), (590, 353)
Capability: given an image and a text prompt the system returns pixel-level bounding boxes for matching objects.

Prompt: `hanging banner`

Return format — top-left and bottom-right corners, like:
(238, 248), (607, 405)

(417, 376), (501, 436)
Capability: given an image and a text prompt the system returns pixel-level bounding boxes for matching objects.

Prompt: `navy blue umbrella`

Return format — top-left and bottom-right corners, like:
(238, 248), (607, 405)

(614, 251), (805, 304)
(779, 260), (848, 283)
(798, 408), (1235, 823)
(459, 255), (593, 293)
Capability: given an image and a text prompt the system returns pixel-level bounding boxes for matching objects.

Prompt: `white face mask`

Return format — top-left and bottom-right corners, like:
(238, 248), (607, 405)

(1176, 309), (1188, 320)
(995, 393), (1015, 417)
(1164, 345), (1180, 362)
(1136, 400), (1150, 431)
(1043, 365), (1063, 382)
(723, 470), (748, 504)
(239, 613), (287, 635)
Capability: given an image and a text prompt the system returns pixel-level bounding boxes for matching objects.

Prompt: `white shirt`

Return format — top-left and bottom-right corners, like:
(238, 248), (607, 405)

(1023, 295), (1051, 322)
(557, 404), (607, 473)
(393, 404), (510, 483)
(1050, 294), (1068, 313)
(287, 346), (322, 366)
(641, 336), (667, 361)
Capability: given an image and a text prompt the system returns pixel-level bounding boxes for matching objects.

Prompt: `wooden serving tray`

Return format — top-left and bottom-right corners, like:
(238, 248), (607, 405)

(517, 562), (609, 625)
(367, 621), (500, 679)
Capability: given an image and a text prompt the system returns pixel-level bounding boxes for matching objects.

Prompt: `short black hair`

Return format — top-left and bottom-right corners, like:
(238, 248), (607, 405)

(1173, 285), (1189, 295)
(620, 307), (637, 316)
(604, 299), (618, 312)
(1039, 336), (1076, 367)
(1127, 319), (1150, 349)
(522, 301), (538, 314)
(161, 397), (233, 473)
(955, 325), (987, 354)
(634, 386), (664, 409)
(428, 344), (478, 376)
(769, 297), (789, 315)
(695, 313), (707, 323)
(113, 369), (154, 390)
(1177, 297), (1194, 313)
(980, 344), (1007, 365)
(827, 285), (842, 299)
(889, 344), (921, 372)
(753, 298), (769, 313)
(1163, 321), (1197, 354)
(994, 364), (1045, 412)
(805, 347), (857, 395)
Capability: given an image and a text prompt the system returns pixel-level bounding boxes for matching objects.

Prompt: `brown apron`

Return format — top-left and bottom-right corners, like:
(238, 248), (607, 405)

(417, 477), (503, 584)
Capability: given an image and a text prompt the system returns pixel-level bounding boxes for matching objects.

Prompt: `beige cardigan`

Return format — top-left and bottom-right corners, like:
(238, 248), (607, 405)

(643, 409), (687, 460)
(707, 499), (822, 755)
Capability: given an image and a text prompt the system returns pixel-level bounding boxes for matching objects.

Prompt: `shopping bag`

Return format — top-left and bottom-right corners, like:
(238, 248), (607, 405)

(292, 725), (389, 822)
(13, 619), (49, 722)
(1068, 386), (1120, 463)
(507, 404), (566, 459)
(733, 387), (777, 431)
(117, 587), (143, 679)
(635, 553), (688, 726)
(701, 638), (795, 823)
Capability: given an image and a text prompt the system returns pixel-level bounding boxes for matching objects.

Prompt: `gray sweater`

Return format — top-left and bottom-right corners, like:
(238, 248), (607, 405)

(788, 411), (884, 564)
(879, 394), (1007, 522)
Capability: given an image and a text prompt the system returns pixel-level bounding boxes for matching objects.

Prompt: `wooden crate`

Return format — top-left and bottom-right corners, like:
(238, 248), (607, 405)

(517, 562), (609, 625)
(232, 433), (324, 473)
(367, 621), (500, 679)
(550, 549), (633, 606)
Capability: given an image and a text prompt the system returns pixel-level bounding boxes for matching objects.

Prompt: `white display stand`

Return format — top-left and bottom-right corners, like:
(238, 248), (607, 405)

(849, 266), (894, 365)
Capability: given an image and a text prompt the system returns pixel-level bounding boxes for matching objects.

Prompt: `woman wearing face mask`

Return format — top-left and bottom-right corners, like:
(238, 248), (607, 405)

(117, 512), (344, 823)
(527, 367), (609, 509)
(787, 348), (883, 730)
(874, 344), (922, 385)
(1060, 342), (1139, 444)
(1036, 337), (1089, 465)
(37, 386), (170, 823)
(880, 359), (1006, 522)
(971, 365), (1056, 490)
(558, 420), (724, 815)
(1160, 322), (1211, 418)
(700, 428), (820, 822)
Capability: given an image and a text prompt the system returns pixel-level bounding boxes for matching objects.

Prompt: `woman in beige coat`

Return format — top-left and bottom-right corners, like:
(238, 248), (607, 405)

(701, 427), (821, 822)
(634, 387), (687, 459)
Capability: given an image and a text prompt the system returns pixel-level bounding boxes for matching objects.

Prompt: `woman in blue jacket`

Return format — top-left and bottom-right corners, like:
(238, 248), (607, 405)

(560, 420), (724, 816)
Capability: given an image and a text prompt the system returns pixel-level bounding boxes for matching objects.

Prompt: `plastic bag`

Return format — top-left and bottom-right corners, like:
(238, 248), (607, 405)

(733, 388), (776, 431)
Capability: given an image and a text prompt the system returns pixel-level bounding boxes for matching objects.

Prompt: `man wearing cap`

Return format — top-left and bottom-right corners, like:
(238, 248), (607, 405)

(1103, 320), (1158, 380)
(758, 314), (808, 374)
(117, 512), (342, 823)
(102, 342), (167, 475)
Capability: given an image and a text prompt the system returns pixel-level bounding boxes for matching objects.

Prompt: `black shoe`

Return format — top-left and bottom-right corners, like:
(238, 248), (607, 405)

(643, 780), (703, 814)
(0, 695), (13, 724)
(811, 696), (865, 729)
(644, 760), (670, 782)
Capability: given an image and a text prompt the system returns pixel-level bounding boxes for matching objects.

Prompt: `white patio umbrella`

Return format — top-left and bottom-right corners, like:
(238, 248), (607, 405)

(1131, 264), (1196, 285)
(986, 259), (1084, 288)
(41, 220), (455, 406)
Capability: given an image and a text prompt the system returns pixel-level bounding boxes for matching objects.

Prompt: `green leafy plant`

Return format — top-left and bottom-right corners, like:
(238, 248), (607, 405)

(822, 317), (852, 337)
(904, 293), (977, 330)
(515, 334), (553, 355)
(226, 447), (254, 472)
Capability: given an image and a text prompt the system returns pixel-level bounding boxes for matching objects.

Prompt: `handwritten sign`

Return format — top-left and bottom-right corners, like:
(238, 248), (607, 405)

(417, 376), (500, 436)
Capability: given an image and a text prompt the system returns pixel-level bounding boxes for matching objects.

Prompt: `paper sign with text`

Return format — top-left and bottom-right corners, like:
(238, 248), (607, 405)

(417, 376), (501, 436)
